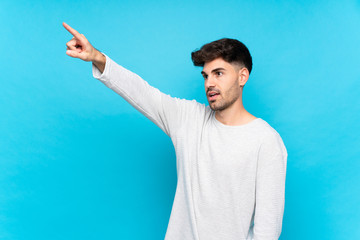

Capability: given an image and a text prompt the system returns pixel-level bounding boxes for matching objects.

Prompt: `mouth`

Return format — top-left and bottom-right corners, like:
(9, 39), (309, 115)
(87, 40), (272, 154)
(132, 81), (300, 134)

(208, 91), (220, 101)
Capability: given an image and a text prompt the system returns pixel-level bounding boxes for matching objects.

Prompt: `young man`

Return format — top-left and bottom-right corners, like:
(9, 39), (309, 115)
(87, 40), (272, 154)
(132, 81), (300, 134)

(63, 22), (288, 240)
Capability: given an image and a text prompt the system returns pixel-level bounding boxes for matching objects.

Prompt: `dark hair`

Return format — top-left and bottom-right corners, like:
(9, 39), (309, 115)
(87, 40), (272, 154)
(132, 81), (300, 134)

(191, 38), (253, 74)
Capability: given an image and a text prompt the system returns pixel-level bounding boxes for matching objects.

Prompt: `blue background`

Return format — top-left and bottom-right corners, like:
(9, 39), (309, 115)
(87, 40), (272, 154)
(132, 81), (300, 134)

(1, 0), (359, 239)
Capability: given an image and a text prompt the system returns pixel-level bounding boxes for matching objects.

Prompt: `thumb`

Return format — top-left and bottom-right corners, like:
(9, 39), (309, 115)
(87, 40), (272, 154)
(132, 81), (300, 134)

(66, 50), (82, 59)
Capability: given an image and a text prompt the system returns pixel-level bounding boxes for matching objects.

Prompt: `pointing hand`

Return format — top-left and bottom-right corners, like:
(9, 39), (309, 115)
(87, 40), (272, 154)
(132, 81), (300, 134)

(63, 22), (96, 62)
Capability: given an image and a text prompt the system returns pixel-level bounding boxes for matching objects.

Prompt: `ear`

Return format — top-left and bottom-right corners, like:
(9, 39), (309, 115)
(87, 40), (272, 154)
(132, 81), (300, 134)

(237, 67), (249, 87)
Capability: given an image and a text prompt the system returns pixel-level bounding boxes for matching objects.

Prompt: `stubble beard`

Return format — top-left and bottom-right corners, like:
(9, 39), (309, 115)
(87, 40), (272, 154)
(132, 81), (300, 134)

(209, 82), (241, 112)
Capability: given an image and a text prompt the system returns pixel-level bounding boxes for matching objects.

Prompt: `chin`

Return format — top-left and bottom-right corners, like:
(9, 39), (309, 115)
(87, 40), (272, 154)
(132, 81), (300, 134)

(209, 104), (221, 111)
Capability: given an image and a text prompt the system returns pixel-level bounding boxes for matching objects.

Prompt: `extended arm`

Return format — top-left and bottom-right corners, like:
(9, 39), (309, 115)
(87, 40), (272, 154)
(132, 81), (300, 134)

(63, 22), (203, 137)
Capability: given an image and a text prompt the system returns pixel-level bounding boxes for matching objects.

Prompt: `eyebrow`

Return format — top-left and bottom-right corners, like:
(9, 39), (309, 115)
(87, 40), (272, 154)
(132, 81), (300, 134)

(201, 68), (226, 76)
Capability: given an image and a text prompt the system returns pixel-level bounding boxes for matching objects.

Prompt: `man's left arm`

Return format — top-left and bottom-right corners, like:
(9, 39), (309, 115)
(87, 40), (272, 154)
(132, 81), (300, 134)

(253, 131), (288, 240)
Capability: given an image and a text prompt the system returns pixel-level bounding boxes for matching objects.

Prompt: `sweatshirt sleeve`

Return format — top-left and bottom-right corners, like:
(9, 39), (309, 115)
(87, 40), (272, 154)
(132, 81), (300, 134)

(92, 53), (201, 138)
(253, 130), (288, 240)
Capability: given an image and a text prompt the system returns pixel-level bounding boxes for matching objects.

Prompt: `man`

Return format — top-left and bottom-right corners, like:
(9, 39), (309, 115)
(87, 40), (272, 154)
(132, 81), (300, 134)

(63, 22), (288, 240)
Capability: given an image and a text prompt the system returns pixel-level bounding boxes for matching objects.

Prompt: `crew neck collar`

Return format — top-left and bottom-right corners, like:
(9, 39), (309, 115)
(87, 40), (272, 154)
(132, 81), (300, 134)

(211, 111), (261, 129)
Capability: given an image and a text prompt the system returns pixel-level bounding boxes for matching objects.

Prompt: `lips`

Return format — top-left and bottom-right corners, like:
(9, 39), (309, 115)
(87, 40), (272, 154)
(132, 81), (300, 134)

(208, 91), (220, 101)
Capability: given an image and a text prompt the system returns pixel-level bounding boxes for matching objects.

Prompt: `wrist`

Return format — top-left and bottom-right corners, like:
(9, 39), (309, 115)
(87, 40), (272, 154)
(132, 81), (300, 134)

(92, 49), (105, 63)
(92, 49), (106, 73)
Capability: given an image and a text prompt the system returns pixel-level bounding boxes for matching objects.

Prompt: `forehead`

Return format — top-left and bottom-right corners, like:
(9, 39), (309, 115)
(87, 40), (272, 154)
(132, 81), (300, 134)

(202, 58), (234, 73)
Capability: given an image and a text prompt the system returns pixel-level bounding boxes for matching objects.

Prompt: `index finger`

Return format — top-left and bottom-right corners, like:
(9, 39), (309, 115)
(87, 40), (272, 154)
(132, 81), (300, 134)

(63, 22), (82, 39)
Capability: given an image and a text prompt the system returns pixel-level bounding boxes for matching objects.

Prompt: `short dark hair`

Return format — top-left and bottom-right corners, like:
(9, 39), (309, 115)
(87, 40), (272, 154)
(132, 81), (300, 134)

(191, 38), (253, 74)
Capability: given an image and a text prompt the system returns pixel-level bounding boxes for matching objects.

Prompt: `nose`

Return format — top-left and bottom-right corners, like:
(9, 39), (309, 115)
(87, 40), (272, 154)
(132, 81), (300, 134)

(205, 75), (216, 90)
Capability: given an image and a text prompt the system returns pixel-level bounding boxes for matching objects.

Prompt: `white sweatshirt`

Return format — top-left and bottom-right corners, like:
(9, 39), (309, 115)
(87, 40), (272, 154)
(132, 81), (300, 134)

(92, 54), (288, 240)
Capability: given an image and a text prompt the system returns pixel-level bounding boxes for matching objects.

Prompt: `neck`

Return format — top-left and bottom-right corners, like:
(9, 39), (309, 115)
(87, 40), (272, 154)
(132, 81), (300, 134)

(215, 98), (256, 126)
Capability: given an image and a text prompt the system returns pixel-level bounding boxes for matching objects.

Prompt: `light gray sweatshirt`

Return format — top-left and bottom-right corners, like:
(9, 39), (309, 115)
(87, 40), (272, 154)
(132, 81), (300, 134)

(92, 53), (288, 240)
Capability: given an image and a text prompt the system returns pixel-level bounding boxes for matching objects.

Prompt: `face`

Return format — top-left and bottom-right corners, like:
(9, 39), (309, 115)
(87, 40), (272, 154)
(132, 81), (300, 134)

(201, 58), (245, 111)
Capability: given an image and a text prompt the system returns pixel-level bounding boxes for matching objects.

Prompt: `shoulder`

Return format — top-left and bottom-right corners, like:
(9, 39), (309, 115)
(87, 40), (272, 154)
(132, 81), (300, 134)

(254, 119), (283, 139)
(255, 119), (288, 156)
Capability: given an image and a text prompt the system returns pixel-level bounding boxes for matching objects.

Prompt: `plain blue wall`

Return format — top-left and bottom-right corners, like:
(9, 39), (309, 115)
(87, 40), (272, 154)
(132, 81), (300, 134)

(1, 0), (359, 239)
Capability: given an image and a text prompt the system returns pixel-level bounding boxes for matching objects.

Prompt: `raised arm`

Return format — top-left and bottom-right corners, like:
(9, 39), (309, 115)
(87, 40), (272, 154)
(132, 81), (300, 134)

(63, 22), (204, 138)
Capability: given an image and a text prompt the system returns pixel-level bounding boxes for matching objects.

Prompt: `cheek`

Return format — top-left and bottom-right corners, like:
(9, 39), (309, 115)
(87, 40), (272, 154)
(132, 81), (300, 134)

(224, 82), (239, 96)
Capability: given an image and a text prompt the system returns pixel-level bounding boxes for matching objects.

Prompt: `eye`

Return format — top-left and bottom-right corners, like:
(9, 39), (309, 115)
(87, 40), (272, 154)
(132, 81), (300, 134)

(203, 75), (208, 80)
(216, 71), (223, 76)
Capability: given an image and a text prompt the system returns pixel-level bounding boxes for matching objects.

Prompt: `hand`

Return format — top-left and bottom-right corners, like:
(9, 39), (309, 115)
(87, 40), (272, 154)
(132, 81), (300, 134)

(63, 22), (97, 62)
